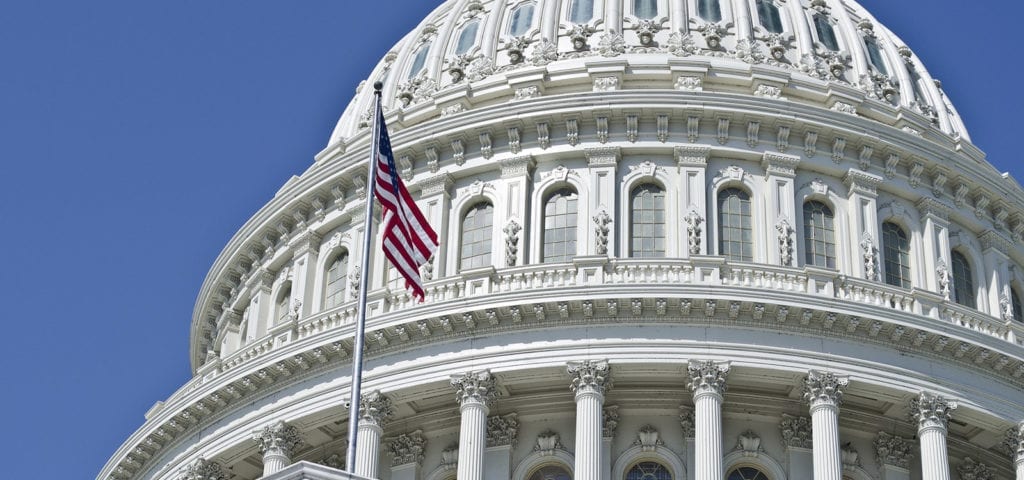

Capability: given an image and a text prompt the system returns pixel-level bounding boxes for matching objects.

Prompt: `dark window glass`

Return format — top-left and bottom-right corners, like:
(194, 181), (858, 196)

(864, 37), (889, 75)
(756, 0), (783, 34)
(718, 187), (753, 261)
(325, 252), (349, 308)
(727, 467), (770, 480)
(509, 4), (535, 36)
(456, 21), (479, 54)
(408, 44), (430, 79)
(626, 461), (672, 480)
(543, 188), (578, 263)
(951, 250), (975, 308)
(882, 222), (911, 288)
(803, 201), (836, 269)
(460, 203), (493, 269)
(1012, 286), (1023, 322)
(634, 0), (658, 19)
(527, 465), (572, 480)
(631, 184), (666, 258)
(697, 0), (722, 22)
(814, 14), (839, 51)
(569, 0), (594, 23)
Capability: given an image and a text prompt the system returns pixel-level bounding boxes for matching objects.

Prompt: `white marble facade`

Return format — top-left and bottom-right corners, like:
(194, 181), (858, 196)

(102, 1), (1024, 480)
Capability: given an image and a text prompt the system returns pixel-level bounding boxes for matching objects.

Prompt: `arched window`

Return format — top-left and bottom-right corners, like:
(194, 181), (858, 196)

(630, 184), (666, 258)
(460, 202), (493, 270)
(697, 0), (722, 22)
(803, 201), (836, 269)
(408, 44), (430, 79)
(951, 250), (975, 308)
(569, 0), (594, 23)
(813, 14), (839, 51)
(455, 21), (479, 54)
(626, 461), (672, 480)
(543, 188), (579, 263)
(528, 465), (572, 480)
(727, 467), (770, 480)
(1012, 286), (1023, 323)
(276, 284), (292, 323)
(386, 264), (405, 291)
(882, 222), (911, 288)
(864, 37), (888, 75)
(508, 3), (535, 36)
(634, 0), (658, 19)
(324, 252), (349, 308)
(755, 0), (783, 34)
(718, 187), (753, 262)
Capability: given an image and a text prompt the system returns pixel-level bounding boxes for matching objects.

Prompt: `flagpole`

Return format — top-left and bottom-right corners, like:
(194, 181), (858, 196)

(345, 81), (384, 474)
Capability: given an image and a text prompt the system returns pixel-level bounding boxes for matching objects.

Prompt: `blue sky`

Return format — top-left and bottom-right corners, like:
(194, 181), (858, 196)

(0, 1), (1020, 479)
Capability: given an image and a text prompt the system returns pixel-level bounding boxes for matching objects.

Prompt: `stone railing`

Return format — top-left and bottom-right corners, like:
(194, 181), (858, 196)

(836, 275), (917, 313)
(943, 302), (1020, 345)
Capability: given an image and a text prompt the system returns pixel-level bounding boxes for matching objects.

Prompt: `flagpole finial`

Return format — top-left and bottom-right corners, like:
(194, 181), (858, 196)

(374, 81), (384, 93)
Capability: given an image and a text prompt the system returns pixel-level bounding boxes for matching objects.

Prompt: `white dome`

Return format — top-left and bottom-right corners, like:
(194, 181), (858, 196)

(102, 1), (1024, 480)
(329, 0), (969, 144)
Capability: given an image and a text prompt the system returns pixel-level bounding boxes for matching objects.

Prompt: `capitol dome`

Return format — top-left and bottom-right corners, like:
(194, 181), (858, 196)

(102, 1), (1024, 480)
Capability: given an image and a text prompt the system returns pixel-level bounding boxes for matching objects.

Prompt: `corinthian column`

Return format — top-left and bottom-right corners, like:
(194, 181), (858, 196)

(252, 420), (302, 477)
(804, 370), (848, 480)
(687, 360), (729, 480)
(452, 371), (499, 480)
(910, 392), (957, 480)
(354, 391), (394, 479)
(568, 360), (612, 480)
(1003, 422), (1024, 480)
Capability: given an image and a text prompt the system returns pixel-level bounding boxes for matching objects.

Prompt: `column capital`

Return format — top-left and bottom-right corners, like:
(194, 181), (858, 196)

(910, 391), (957, 432)
(252, 420), (302, 457)
(686, 360), (730, 398)
(451, 370), (499, 406)
(874, 432), (914, 469)
(567, 359), (612, 397)
(358, 390), (394, 427)
(487, 412), (520, 447)
(779, 414), (813, 449)
(803, 370), (848, 408)
(761, 151), (801, 178)
(387, 429), (426, 467)
(675, 145), (710, 166)
(957, 457), (995, 480)
(180, 458), (227, 480)
(1002, 422), (1024, 464)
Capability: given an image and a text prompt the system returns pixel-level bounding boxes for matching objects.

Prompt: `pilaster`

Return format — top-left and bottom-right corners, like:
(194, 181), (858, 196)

(780, 414), (813, 480)
(917, 197), (952, 295)
(417, 173), (453, 279)
(980, 230), (1013, 318)
(387, 430), (425, 480)
(844, 169), (883, 280)
(676, 145), (710, 257)
(485, 413), (519, 480)
(874, 432), (913, 480)
(763, 152), (800, 266)
(1002, 422), (1024, 480)
(585, 147), (620, 257)
(500, 155), (535, 267)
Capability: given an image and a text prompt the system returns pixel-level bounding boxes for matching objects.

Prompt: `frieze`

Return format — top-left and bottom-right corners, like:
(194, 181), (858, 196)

(585, 146), (621, 166)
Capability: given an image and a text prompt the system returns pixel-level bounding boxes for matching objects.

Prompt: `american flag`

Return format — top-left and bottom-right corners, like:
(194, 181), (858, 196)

(373, 104), (439, 302)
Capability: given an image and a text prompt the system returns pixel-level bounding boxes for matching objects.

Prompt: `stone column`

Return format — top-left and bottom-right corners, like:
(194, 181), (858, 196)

(763, 153), (800, 266)
(917, 198), (952, 296)
(1002, 422), (1024, 480)
(499, 155), (535, 267)
(485, 413), (519, 479)
(387, 430), (426, 480)
(803, 370), (848, 480)
(676, 146), (710, 258)
(843, 170), (883, 280)
(180, 458), (227, 480)
(910, 392), (957, 480)
(252, 420), (302, 477)
(687, 360), (729, 480)
(289, 229), (321, 318)
(585, 147), (620, 257)
(418, 173), (453, 280)
(354, 391), (394, 479)
(603, 406), (619, 480)
(568, 360), (612, 480)
(873, 432), (913, 480)
(452, 370), (499, 480)
(680, 407), (696, 480)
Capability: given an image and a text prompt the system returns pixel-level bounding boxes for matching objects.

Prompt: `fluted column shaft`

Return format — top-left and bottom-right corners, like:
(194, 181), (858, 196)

(452, 371), (498, 480)
(804, 371), (848, 480)
(354, 421), (383, 478)
(688, 361), (729, 480)
(1007, 421), (1023, 480)
(911, 392), (957, 480)
(568, 360), (611, 480)
(1016, 456), (1024, 480)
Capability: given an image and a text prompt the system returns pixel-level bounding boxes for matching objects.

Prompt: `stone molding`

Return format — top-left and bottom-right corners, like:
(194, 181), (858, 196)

(804, 370), (849, 407)
(910, 391), (957, 431)
(451, 370), (499, 406)
(567, 359), (612, 396)
(686, 360), (729, 397)
(253, 420), (302, 457)
(874, 431), (914, 468)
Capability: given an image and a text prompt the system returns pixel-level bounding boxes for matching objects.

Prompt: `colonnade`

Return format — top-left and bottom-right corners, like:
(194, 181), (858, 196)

(245, 364), (1024, 480)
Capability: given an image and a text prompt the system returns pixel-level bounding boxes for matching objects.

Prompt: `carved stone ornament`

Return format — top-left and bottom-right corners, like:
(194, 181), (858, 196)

(874, 432), (913, 469)
(861, 232), (878, 281)
(593, 209), (613, 255)
(679, 406), (695, 438)
(699, 22), (728, 49)
(530, 38), (558, 66)
(503, 219), (522, 267)
(687, 360), (730, 397)
(451, 370), (499, 406)
(666, 30), (697, 56)
(999, 286), (1014, 322)
(504, 35), (530, 65)
(957, 457), (995, 480)
(252, 420), (303, 458)
(776, 218), (794, 266)
(534, 430), (563, 456)
(634, 425), (664, 452)
(440, 443), (458, 470)
(388, 430), (426, 466)
(684, 209), (704, 255)
(598, 30), (626, 57)
(841, 442), (861, 467)
(444, 53), (474, 83)
(396, 75), (436, 107)
(179, 458), (227, 480)
(568, 24), (594, 51)
(487, 413), (519, 447)
(911, 392), (957, 431)
(358, 390), (394, 426)
(1001, 422), (1024, 462)
(735, 39), (765, 64)
(603, 405), (620, 438)
(936, 260), (951, 300)
(736, 430), (763, 456)
(568, 359), (612, 396)
(780, 414), (812, 448)
(803, 370), (848, 407)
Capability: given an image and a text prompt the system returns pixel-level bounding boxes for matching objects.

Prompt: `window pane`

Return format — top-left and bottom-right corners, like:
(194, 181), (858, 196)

(727, 467), (770, 480)
(460, 203), (493, 270)
(634, 0), (658, 19)
(718, 188), (753, 262)
(756, 0), (783, 34)
(325, 252), (349, 308)
(882, 222), (911, 288)
(544, 189), (578, 263)
(509, 4), (534, 36)
(408, 44), (430, 79)
(803, 201), (836, 268)
(698, 0), (722, 22)
(864, 37), (889, 75)
(814, 14), (839, 51)
(569, 0), (594, 23)
(626, 461), (672, 480)
(527, 465), (572, 480)
(1012, 287), (1023, 323)
(951, 251), (976, 309)
(277, 286), (292, 323)
(456, 21), (479, 54)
